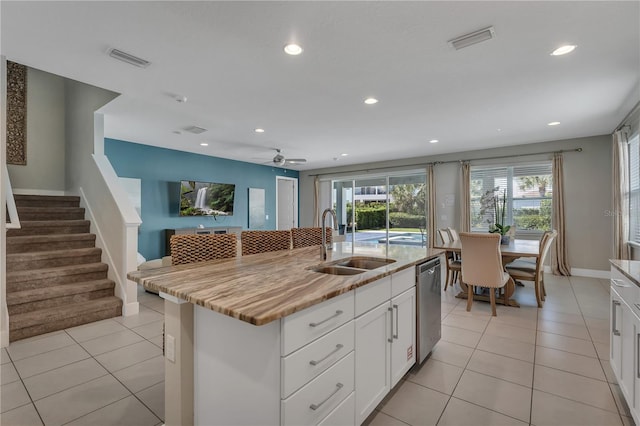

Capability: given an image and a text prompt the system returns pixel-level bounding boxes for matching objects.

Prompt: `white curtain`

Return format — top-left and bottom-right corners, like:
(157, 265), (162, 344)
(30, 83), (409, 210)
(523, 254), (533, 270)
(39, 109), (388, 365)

(613, 131), (630, 260)
(427, 164), (436, 248)
(313, 176), (320, 227)
(460, 161), (471, 232)
(552, 153), (571, 275)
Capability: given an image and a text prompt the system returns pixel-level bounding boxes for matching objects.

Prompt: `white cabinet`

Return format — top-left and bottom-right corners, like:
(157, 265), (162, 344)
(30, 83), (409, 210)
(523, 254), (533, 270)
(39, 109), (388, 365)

(354, 269), (417, 425)
(355, 302), (391, 424)
(391, 287), (416, 387)
(610, 266), (640, 426)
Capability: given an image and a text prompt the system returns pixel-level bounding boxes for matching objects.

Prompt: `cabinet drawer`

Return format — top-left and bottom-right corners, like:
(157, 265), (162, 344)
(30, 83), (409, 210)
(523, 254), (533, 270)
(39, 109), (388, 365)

(317, 391), (355, 426)
(611, 268), (640, 309)
(282, 291), (354, 356)
(282, 321), (355, 399)
(281, 352), (354, 426)
(392, 267), (415, 297)
(355, 276), (391, 317)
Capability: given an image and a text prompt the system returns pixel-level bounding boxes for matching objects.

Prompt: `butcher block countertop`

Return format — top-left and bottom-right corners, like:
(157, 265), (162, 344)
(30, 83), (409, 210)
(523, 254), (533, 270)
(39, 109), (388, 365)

(610, 259), (640, 287)
(128, 242), (443, 326)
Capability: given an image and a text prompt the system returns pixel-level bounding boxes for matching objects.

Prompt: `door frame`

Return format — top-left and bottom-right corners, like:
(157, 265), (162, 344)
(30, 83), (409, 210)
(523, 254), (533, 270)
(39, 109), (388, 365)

(275, 176), (298, 230)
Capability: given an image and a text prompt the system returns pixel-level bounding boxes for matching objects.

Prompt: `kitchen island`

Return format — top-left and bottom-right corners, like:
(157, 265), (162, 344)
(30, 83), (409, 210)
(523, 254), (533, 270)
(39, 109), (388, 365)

(128, 242), (443, 426)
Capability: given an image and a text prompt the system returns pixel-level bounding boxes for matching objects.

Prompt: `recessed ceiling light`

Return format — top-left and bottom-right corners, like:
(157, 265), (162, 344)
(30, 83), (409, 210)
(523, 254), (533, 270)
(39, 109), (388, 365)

(548, 121), (561, 126)
(497, 128), (502, 132)
(429, 139), (439, 144)
(341, 153), (348, 156)
(551, 45), (577, 56)
(200, 143), (209, 146)
(364, 97), (378, 105)
(284, 44), (303, 55)
(254, 128), (265, 133)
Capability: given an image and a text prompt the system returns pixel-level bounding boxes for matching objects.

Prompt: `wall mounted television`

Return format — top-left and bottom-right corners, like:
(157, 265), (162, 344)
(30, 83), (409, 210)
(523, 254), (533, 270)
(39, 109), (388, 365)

(179, 180), (236, 216)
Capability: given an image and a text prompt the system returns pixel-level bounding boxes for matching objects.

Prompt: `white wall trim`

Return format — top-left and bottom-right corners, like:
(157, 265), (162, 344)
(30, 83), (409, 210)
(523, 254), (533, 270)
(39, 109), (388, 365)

(543, 265), (609, 279)
(78, 187), (139, 316)
(12, 188), (67, 196)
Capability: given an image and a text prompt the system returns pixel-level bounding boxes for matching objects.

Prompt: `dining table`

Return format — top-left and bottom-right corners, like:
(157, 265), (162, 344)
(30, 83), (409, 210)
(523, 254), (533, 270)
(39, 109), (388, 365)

(434, 238), (540, 307)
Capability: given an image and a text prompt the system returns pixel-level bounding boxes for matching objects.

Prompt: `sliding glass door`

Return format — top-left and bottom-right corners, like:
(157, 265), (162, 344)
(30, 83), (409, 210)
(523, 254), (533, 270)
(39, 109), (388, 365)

(332, 172), (427, 247)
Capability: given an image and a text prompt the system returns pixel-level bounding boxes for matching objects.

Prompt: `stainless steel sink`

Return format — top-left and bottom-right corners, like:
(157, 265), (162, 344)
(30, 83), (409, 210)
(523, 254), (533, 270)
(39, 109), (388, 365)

(310, 266), (366, 275)
(336, 256), (396, 270)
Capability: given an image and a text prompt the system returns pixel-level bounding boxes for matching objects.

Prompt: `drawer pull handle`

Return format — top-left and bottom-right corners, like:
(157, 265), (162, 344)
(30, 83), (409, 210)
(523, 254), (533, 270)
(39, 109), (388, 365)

(612, 300), (621, 336)
(309, 310), (343, 328)
(309, 344), (344, 366)
(388, 307), (394, 343)
(393, 304), (399, 339)
(309, 382), (343, 411)
(611, 279), (631, 288)
(637, 333), (640, 379)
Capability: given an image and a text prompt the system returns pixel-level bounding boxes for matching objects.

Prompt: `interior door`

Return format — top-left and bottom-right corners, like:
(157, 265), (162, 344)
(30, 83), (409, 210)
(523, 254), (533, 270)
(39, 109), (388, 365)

(277, 178), (297, 230)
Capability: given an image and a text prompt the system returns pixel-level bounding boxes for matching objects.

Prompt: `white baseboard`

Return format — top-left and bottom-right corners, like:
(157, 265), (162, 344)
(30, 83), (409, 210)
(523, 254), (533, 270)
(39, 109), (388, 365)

(0, 330), (8, 348)
(12, 188), (66, 196)
(571, 268), (610, 279)
(543, 266), (609, 279)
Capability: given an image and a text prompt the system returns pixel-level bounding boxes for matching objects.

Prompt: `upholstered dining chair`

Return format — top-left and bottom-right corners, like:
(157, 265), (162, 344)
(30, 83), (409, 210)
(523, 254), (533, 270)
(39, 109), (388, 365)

(505, 230), (557, 308)
(459, 232), (510, 316)
(291, 227), (332, 249)
(241, 230), (292, 255)
(438, 229), (461, 291)
(170, 234), (237, 265)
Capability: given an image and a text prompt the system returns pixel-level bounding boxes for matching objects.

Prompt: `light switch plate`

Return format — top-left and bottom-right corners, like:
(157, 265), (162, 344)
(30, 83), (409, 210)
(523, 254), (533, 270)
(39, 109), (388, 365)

(166, 334), (176, 363)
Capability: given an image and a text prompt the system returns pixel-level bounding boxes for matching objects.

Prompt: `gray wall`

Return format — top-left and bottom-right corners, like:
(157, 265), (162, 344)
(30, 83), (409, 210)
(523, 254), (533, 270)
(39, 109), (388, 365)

(64, 79), (118, 192)
(300, 135), (612, 272)
(7, 67), (65, 192)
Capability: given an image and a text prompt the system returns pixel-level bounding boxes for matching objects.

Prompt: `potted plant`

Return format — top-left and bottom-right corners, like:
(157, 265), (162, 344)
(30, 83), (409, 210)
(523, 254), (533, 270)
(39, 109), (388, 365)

(479, 187), (511, 244)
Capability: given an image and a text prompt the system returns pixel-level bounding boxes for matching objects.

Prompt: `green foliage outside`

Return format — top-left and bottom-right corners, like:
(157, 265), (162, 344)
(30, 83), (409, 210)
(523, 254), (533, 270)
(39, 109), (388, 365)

(513, 199), (552, 231)
(389, 212), (425, 228)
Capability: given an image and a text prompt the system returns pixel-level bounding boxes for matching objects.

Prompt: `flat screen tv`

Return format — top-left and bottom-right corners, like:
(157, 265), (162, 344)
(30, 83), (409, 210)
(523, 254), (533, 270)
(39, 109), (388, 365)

(179, 180), (235, 217)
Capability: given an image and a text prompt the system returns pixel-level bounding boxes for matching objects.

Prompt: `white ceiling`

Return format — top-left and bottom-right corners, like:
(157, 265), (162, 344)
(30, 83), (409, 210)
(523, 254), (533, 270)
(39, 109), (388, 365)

(2, 1), (639, 170)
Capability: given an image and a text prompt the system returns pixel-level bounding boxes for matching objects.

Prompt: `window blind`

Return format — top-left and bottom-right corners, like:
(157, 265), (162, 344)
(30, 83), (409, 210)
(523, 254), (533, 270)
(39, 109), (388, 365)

(629, 136), (640, 243)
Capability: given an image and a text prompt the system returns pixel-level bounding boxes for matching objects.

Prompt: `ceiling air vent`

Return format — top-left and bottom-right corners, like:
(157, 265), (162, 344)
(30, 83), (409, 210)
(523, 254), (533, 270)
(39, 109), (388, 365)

(184, 126), (207, 135)
(107, 48), (151, 68)
(448, 26), (495, 50)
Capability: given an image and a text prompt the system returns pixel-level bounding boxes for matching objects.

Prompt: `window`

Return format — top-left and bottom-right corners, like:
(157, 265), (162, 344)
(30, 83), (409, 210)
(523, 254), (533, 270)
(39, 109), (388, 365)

(629, 134), (640, 243)
(471, 163), (552, 234)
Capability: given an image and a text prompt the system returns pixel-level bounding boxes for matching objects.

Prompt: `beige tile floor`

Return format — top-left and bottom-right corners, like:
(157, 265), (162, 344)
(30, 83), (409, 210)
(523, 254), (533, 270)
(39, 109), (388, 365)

(0, 274), (636, 426)
(366, 274), (637, 426)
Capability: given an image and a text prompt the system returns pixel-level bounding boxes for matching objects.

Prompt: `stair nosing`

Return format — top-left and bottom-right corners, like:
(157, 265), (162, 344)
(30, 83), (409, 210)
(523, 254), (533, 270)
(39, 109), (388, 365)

(7, 247), (102, 260)
(7, 279), (115, 305)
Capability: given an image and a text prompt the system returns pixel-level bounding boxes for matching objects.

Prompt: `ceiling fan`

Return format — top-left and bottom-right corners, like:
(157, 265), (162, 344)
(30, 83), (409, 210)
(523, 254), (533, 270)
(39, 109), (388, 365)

(271, 148), (306, 166)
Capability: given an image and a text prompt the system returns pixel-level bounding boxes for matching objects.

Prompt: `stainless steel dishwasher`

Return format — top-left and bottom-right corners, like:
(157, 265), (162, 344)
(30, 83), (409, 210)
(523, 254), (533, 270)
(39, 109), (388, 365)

(416, 257), (442, 364)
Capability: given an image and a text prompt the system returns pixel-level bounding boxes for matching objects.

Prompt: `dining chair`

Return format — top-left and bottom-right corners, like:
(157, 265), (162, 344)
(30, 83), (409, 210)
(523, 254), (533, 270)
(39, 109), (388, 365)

(459, 232), (510, 316)
(291, 227), (332, 248)
(446, 227), (459, 242)
(438, 229), (461, 291)
(170, 234), (237, 265)
(241, 230), (292, 255)
(505, 230), (557, 308)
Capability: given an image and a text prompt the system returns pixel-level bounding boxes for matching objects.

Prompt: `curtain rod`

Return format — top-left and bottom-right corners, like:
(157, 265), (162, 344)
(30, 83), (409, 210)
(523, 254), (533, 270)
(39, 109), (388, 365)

(307, 148), (582, 177)
(615, 101), (640, 132)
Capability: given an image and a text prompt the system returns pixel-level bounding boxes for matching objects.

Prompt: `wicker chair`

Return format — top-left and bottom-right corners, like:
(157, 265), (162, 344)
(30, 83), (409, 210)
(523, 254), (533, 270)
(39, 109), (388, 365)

(170, 234), (237, 265)
(241, 230), (292, 255)
(291, 227), (332, 249)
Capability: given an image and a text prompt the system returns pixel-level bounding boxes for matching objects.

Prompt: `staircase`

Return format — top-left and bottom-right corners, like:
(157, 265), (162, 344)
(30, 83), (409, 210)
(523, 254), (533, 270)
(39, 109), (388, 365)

(6, 195), (122, 342)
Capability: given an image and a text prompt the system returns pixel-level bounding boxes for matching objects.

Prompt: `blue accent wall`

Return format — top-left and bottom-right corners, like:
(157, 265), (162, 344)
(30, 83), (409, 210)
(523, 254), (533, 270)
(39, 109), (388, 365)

(104, 138), (299, 260)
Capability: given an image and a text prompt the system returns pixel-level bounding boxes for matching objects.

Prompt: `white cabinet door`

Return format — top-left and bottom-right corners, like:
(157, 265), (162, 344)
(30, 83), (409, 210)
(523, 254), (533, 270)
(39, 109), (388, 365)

(390, 287), (416, 388)
(634, 306), (640, 425)
(611, 287), (623, 380)
(355, 302), (391, 425)
(621, 301), (636, 408)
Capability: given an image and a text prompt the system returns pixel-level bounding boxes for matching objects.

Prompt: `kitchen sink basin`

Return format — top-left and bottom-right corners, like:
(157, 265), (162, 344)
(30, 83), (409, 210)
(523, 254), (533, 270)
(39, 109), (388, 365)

(336, 256), (396, 270)
(309, 266), (366, 275)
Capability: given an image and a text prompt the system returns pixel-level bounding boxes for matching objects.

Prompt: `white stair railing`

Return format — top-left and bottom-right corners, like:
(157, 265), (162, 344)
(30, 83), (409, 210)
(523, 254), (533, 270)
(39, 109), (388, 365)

(4, 165), (20, 229)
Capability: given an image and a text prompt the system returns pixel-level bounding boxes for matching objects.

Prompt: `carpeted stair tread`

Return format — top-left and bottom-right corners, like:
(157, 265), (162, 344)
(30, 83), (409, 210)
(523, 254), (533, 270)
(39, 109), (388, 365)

(16, 206), (85, 221)
(14, 194), (80, 208)
(9, 297), (123, 340)
(6, 233), (96, 253)
(7, 262), (108, 284)
(7, 220), (90, 236)
(7, 279), (115, 306)
(7, 247), (103, 272)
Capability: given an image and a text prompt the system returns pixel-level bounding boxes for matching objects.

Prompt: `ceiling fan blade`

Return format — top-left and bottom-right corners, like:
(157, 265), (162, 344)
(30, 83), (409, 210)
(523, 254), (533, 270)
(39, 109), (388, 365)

(285, 158), (307, 164)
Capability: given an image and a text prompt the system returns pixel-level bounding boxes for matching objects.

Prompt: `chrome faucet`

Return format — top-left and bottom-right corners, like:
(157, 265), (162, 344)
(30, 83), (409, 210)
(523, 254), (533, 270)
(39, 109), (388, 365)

(321, 208), (338, 260)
